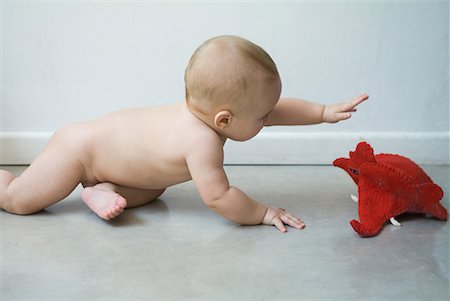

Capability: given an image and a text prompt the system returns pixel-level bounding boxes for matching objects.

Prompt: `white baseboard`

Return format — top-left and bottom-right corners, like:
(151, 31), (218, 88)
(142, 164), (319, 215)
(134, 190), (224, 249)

(1, 131), (449, 165)
(1, 132), (52, 165)
(225, 131), (450, 165)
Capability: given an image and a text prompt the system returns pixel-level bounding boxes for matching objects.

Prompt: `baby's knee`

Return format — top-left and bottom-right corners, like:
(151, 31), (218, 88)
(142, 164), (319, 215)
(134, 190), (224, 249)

(153, 188), (166, 200)
(0, 170), (16, 187)
(0, 193), (37, 215)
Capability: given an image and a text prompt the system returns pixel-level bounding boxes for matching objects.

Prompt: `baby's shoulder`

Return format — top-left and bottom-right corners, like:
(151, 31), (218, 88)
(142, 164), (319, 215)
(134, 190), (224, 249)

(179, 120), (223, 156)
(185, 122), (223, 148)
(182, 124), (225, 167)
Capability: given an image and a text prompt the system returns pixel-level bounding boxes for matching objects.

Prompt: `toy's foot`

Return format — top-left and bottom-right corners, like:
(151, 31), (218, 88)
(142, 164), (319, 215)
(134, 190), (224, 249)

(350, 219), (381, 237)
(350, 219), (363, 235)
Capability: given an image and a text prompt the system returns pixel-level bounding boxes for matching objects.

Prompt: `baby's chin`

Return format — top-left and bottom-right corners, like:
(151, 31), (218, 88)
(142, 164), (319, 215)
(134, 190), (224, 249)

(229, 131), (261, 142)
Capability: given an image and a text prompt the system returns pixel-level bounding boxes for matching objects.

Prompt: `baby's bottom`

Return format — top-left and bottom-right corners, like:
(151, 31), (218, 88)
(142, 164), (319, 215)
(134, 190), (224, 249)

(0, 128), (164, 220)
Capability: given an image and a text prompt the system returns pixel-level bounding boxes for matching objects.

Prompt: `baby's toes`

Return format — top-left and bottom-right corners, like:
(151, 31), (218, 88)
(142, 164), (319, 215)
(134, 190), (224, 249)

(115, 205), (124, 214)
(108, 210), (118, 219)
(108, 206), (120, 218)
(116, 197), (127, 209)
(101, 212), (112, 220)
(111, 206), (124, 218)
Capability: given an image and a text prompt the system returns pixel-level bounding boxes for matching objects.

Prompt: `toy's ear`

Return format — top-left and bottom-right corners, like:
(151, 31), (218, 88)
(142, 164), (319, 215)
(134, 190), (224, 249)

(350, 142), (376, 166)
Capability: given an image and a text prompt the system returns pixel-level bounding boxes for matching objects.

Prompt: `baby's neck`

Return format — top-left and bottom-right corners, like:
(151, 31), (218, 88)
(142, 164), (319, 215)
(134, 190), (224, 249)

(183, 103), (227, 144)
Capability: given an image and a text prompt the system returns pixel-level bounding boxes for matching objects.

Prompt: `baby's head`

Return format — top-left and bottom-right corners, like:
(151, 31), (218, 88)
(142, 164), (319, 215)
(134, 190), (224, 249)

(185, 35), (282, 141)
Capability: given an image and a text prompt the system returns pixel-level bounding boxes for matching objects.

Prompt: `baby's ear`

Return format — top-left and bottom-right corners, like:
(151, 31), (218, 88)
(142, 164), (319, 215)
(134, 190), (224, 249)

(214, 111), (233, 129)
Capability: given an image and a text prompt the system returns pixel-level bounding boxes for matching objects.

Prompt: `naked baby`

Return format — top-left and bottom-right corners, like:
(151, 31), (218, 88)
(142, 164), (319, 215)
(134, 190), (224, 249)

(0, 35), (368, 233)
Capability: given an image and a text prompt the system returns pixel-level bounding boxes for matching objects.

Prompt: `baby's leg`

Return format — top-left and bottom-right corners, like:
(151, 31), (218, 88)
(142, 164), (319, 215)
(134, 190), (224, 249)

(81, 182), (165, 220)
(0, 136), (85, 215)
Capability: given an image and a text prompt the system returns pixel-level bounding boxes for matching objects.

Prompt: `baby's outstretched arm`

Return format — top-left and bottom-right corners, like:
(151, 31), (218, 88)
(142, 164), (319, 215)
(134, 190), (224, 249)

(186, 134), (304, 232)
(265, 93), (369, 126)
(322, 93), (369, 123)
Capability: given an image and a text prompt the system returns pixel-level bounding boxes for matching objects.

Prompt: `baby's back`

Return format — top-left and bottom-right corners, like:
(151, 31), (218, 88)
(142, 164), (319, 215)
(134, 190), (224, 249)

(79, 102), (207, 190)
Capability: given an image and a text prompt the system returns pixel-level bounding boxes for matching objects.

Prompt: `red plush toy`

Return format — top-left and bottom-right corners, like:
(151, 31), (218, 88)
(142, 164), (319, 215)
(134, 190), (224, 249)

(333, 142), (448, 237)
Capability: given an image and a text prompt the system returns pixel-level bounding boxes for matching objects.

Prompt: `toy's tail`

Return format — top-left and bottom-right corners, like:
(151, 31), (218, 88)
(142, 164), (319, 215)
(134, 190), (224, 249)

(417, 183), (448, 221)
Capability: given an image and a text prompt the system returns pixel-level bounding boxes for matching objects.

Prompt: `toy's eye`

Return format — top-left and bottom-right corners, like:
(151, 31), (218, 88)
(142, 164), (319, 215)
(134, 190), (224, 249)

(349, 168), (359, 175)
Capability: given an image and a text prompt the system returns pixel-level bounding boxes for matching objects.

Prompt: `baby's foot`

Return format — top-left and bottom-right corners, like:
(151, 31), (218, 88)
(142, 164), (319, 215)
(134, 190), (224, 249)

(82, 187), (127, 220)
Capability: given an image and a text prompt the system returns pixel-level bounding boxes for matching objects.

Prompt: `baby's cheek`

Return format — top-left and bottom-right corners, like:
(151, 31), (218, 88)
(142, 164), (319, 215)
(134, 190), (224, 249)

(254, 124), (264, 135)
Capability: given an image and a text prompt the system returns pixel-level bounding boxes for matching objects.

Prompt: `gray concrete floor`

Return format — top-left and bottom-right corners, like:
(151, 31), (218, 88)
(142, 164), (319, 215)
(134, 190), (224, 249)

(0, 165), (449, 300)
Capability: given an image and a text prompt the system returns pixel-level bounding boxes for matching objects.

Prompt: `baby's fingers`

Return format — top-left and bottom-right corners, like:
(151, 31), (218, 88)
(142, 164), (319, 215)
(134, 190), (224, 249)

(273, 217), (288, 233)
(344, 93), (369, 111)
(281, 213), (305, 230)
(338, 95), (367, 113)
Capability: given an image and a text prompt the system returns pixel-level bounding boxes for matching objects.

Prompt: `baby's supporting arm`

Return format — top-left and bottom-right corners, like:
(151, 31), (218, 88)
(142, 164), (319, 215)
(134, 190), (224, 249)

(265, 93), (369, 126)
(186, 136), (267, 224)
(185, 134), (304, 231)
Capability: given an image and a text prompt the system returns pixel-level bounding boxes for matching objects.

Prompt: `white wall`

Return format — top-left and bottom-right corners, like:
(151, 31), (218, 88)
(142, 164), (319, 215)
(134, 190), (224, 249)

(1, 0), (449, 164)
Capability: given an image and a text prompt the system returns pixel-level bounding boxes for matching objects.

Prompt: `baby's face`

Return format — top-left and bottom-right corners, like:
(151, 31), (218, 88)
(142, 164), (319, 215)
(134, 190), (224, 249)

(226, 78), (281, 141)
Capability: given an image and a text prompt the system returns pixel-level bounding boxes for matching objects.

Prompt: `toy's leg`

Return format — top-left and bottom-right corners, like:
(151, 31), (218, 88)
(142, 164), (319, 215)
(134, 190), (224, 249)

(352, 184), (390, 237)
(350, 196), (403, 226)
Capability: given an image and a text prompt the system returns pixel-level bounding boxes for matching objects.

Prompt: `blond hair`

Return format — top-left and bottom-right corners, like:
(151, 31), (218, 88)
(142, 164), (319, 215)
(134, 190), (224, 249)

(184, 35), (279, 114)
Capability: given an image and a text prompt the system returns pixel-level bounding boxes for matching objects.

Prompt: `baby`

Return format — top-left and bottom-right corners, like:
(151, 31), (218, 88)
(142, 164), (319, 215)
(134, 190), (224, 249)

(0, 35), (368, 233)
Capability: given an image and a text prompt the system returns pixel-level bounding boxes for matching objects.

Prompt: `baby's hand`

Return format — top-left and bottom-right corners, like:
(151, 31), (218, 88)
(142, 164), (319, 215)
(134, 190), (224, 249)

(262, 206), (305, 233)
(322, 93), (369, 123)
